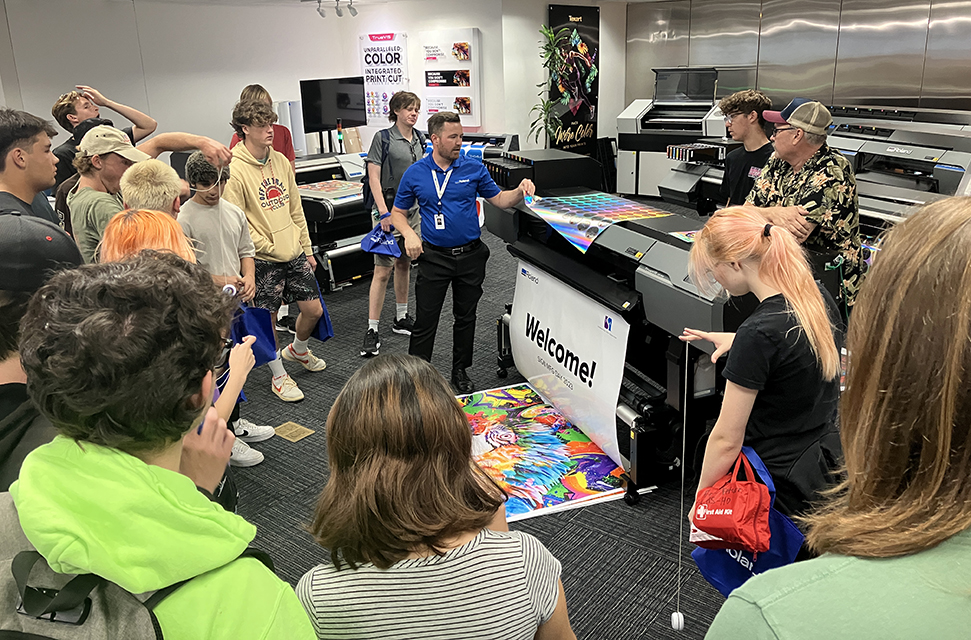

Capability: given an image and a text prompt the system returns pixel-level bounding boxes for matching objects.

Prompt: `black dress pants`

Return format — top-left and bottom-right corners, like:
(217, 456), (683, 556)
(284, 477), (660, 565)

(409, 240), (490, 369)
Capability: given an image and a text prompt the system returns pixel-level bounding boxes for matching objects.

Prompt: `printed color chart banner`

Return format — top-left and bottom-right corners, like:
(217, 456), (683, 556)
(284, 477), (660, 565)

(510, 260), (628, 467)
(525, 193), (671, 253)
(460, 384), (624, 521)
(360, 33), (410, 125)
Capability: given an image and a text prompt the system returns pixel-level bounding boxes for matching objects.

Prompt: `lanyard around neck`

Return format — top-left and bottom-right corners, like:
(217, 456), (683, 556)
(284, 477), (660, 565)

(432, 167), (452, 203)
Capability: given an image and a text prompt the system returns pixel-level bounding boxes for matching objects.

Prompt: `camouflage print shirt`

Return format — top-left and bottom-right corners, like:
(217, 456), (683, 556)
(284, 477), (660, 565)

(746, 144), (869, 307)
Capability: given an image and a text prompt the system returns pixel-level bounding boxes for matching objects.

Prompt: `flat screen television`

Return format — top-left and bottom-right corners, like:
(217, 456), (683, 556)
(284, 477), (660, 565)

(300, 76), (367, 132)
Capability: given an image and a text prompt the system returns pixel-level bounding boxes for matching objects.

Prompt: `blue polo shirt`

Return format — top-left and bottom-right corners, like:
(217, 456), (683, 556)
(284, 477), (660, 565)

(394, 153), (501, 247)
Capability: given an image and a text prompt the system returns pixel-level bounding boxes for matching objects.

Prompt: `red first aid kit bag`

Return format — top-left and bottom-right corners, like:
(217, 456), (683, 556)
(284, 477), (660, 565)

(692, 450), (771, 553)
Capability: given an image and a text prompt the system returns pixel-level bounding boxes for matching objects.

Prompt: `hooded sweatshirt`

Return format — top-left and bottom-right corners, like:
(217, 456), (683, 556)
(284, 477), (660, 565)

(9, 436), (315, 640)
(223, 142), (312, 263)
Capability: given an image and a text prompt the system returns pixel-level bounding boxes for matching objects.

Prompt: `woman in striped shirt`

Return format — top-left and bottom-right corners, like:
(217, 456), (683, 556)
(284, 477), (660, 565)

(297, 354), (576, 640)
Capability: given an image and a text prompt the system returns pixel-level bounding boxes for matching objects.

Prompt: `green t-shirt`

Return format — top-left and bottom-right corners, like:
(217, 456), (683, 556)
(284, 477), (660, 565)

(67, 186), (124, 263)
(705, 527), (971, 639)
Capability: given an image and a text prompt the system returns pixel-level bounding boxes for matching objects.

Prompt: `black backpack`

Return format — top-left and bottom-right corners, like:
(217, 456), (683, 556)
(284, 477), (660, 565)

(360, 128), (426, 212)
(0, 493), (273, 639)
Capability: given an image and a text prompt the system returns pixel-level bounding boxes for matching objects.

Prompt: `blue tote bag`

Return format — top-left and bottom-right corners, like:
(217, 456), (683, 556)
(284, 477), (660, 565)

(360, 217), (401, 258)
(691, 446), (805, 597)
(229, 296), (333, 365)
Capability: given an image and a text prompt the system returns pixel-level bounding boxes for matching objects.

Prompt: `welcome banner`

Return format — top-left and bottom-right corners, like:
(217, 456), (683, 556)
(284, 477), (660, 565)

(510, 260), (627, 466)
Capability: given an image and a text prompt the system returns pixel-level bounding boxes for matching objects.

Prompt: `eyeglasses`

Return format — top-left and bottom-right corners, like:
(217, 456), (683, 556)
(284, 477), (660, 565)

(723, 113), (743, 124)
(771, 127), (798, 136)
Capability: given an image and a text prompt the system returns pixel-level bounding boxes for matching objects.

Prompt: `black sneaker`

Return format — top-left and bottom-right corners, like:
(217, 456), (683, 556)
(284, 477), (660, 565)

(360, 328), (381, 357)
(451, 367), (474, 394)
(392, 313), (415, 336)
(275, 315), (296, 335)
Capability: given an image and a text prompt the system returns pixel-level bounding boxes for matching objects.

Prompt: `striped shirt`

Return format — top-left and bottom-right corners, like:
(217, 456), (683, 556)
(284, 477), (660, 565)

(296, 529), (561, 639)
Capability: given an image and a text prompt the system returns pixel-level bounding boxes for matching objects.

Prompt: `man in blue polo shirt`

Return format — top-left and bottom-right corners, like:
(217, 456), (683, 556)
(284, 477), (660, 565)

(390, 111), (534, 393)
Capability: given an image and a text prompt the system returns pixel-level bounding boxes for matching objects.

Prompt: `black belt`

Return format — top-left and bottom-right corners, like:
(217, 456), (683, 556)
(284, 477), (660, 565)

(423, 239), (482, 255)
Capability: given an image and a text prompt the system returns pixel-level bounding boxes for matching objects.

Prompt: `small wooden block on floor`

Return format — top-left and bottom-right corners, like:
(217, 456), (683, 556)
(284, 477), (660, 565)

(275, 421), (315, 443)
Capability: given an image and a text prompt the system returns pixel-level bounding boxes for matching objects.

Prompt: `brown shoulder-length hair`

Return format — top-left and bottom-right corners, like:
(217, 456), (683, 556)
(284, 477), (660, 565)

(308, 354), (504, 570)
(805, 196), (971, 557)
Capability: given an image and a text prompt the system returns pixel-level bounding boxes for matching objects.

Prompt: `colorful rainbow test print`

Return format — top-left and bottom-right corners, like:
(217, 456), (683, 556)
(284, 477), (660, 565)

(459, 384), (626, 521)
(524, 193), (671, 254)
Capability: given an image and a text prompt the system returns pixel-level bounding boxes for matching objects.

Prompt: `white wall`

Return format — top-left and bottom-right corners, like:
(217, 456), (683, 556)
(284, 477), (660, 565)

(2, 0), (624, 154)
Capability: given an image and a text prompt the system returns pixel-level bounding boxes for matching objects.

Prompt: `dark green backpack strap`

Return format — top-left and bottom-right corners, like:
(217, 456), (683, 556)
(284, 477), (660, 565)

(143, 547), (275, 611)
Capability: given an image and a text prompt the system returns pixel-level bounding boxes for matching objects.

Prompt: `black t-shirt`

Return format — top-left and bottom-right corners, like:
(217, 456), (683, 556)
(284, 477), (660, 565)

(722, 290), (842, 490)
(719, 142), (773, 206)
(0, 382), (57, 492)
(0, 191), (60, 227)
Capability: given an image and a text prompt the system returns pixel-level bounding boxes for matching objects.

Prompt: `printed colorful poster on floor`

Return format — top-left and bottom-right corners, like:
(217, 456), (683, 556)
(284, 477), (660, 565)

(360, 33), (410, 126)
(460, 384), (625, 521)
(510, 260), (628, 468)
(548, 5), (600, 156)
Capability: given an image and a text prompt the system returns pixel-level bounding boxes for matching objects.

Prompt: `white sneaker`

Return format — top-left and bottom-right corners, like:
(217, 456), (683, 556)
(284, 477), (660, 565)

(281, 344), (327, 372)
(230, 439), (264, 467)
(233, 418), (275, 443)
(271, 374), (305, 402)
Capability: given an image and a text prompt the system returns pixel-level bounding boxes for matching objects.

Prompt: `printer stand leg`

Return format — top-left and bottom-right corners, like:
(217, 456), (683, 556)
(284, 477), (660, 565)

(496, 303), (514, 378)
(624, 477), (641, 506)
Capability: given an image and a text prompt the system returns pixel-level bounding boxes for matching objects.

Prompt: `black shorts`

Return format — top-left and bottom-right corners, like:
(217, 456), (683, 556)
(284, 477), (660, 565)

(253, 255), (318, 310)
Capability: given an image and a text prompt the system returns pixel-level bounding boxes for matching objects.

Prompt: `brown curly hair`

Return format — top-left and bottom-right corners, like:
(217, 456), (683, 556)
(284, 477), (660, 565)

(20, 251), (238, 455)
(230, 100), (278, 141)
(718, 89), (772, 126)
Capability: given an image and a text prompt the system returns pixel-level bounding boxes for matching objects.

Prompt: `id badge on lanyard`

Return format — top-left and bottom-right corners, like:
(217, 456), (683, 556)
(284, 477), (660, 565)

(432, 168), (452, 230)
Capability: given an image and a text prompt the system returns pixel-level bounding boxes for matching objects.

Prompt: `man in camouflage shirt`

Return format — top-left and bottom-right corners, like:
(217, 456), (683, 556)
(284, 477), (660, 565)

(745, 98), (869, 308)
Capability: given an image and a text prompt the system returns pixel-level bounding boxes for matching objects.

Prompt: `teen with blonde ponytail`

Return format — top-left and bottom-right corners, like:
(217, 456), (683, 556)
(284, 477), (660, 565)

(705, 197), (971, 640)
(682, 206), (843, 523)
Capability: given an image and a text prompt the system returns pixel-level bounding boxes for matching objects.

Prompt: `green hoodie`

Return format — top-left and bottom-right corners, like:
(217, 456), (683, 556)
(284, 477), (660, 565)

(9, 436), (315, 640)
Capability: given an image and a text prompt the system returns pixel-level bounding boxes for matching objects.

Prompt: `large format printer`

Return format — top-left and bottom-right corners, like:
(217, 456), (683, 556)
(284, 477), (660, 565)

(617, 68), (724, 197)
(656, 108), (971, 247)
(826, 115), (971, 238)
(483, 189), (737, 502)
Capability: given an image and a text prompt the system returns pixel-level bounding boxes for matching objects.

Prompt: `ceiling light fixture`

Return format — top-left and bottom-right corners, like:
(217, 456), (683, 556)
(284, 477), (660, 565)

(347, 0), (358, 16)
(334, 0), (343, 17)
(316, 0), (325, 17)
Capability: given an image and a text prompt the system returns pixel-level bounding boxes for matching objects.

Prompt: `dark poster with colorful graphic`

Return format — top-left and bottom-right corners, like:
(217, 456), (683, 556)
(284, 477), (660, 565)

(548, 4), (599, 156)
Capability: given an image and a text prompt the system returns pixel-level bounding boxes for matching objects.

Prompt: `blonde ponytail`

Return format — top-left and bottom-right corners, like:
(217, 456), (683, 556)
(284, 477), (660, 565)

(689, 207), (839, 380)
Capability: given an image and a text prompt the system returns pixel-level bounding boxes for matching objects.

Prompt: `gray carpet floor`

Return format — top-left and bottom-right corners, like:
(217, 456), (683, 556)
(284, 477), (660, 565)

(233, 223), (725, 639)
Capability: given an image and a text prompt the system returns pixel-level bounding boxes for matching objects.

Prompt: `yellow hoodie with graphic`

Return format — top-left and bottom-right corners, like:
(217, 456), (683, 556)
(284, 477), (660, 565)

(224, 142), (311, 263)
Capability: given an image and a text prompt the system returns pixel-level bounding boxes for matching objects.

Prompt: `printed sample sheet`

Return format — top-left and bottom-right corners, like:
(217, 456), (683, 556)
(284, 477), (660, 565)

(459, 383), (625, 521)
(525, 193), (671, 253)
(668, 230), (699, 243)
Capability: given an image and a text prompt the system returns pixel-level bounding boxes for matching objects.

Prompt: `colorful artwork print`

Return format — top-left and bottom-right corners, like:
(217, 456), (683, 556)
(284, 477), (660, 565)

(452, 42), (471, 60)
(669, 230), (699, 243)
(299, 180), (362, 194)
(525, 193), (672, 253)
(460, 384), (625, 519)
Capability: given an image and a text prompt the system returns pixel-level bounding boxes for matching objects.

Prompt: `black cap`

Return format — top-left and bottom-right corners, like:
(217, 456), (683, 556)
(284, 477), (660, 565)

(0, 213), (83, 292)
